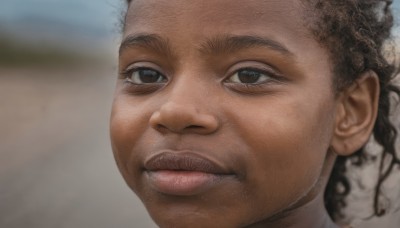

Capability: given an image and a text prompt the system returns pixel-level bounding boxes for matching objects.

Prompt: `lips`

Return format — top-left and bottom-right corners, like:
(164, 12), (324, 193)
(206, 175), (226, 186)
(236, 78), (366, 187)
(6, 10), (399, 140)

(144, 151), (230, 174)
(143, 151), (234, 196)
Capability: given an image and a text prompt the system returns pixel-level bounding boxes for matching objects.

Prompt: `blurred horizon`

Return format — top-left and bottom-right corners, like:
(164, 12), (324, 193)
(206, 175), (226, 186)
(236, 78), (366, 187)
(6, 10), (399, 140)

(0, 0), (123, 41)
(0, 0), (125, 66)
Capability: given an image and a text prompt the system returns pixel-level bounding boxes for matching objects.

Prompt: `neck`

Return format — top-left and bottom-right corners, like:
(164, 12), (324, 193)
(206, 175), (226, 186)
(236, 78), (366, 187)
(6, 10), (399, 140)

(246, 151), (340, 228)
(246, 193), (339, 228)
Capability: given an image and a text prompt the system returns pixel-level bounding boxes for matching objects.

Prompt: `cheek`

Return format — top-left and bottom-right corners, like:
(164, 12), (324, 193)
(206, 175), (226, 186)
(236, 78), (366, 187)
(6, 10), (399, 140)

(227, 94), (336, 210)
(110, 96), (150, 185)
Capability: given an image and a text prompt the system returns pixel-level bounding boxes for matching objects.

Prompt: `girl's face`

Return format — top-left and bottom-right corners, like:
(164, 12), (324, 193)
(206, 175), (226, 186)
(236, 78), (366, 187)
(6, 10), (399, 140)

(111, 0), (338, 227)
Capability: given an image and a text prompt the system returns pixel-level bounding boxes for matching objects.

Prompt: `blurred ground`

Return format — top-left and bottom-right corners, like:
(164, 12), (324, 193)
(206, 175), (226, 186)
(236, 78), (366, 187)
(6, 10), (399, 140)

(0, 65), (156, 228)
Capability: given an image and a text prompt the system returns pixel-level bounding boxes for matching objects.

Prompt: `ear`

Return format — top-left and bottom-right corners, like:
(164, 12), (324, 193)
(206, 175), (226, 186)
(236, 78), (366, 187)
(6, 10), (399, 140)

(330, 71), (380, 156)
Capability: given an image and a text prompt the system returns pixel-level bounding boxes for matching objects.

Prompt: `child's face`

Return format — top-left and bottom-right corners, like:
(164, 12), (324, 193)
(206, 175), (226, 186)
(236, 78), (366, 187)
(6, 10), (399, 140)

(111, 0), (338, 226)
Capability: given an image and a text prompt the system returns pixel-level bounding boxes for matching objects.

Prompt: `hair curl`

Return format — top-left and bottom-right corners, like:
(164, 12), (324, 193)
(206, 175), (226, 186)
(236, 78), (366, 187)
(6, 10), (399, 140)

(302, 0), (400, 221)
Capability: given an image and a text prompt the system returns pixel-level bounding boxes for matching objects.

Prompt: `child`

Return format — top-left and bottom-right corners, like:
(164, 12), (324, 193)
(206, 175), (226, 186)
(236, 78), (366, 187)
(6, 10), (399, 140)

(110, 0), (400, 227)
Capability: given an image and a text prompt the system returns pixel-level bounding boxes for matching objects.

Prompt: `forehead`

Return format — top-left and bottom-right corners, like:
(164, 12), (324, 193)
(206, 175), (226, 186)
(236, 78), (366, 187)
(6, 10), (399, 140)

(124, 0), (308, 37)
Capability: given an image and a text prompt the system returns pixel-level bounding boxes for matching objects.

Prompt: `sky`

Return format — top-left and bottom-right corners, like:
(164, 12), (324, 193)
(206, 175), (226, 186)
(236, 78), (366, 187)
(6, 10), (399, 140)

(0, 0), (122, 31)
(0, 0), (124, 45)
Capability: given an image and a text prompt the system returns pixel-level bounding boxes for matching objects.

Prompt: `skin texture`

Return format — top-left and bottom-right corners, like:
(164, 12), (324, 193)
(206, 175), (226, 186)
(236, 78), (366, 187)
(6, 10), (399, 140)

(110, 0), (379, 227)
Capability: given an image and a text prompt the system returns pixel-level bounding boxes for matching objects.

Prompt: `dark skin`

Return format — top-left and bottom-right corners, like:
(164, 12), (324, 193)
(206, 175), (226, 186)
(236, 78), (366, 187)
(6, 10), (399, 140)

(110, 0), (380, 227)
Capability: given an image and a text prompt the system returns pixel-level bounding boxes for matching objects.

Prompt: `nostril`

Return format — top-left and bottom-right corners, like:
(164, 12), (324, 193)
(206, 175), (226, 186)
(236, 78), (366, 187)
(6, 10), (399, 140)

(188, 125), (203, 129)
(154, 123), (207, 134)
(153, 124), (169, 134)
(156, 124), (204, 133)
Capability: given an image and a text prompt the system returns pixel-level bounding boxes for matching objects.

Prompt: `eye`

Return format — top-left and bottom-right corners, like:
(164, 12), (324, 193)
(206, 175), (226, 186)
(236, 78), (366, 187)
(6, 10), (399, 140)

(125, 68), (167, 84)
(227, 69), (272, 84)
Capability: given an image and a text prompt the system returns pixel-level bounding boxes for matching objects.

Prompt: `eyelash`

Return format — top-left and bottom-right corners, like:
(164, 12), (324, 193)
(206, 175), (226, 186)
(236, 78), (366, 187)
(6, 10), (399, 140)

(229, 67), (280, 82)
(119, 65), (284, 94)
(224, 67), (284, 92)
(120, 67), (167, 94)
(121, 66), (165, 80)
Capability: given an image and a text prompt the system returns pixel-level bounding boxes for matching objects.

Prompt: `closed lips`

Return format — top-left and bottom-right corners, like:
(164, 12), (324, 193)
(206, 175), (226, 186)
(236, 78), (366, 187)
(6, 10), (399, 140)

(143, 151), (233, 175)
(143, 151), (237, 196)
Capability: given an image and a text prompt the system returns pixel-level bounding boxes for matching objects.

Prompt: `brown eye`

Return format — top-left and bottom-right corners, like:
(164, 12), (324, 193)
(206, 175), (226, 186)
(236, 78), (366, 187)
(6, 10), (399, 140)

(127, 68), (167, 84)
(228, 69), (271, 84)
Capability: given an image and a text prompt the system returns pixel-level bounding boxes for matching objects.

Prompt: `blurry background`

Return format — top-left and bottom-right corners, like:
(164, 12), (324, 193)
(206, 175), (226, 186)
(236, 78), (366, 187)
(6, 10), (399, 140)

(0, 0), (156, 227)
(0, 1), (399, 228)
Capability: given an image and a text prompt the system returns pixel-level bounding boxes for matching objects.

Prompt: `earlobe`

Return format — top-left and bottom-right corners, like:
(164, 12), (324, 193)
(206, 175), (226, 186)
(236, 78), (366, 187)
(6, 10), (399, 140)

(331, 71), (380, 156)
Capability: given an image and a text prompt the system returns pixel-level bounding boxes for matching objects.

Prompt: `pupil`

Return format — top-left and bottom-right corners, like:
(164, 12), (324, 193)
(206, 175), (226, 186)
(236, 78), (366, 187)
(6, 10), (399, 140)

(238, 70), (260, 83)
(139, 70), (160, 83)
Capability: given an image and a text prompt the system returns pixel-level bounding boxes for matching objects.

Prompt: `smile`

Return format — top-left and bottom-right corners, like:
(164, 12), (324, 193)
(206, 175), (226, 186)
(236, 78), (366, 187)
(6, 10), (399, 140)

(143, 151), (235, 196)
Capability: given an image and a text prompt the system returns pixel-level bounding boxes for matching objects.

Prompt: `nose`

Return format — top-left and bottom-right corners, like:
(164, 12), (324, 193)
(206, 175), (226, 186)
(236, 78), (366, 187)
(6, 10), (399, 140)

(149, 99), (219, 135)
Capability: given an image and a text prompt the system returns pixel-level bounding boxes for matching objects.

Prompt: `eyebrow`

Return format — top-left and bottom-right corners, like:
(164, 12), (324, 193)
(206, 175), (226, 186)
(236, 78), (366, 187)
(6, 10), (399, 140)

(200, 35), (293, 56)
(119, 34), (173, 57)
(119, 33), (293, 57)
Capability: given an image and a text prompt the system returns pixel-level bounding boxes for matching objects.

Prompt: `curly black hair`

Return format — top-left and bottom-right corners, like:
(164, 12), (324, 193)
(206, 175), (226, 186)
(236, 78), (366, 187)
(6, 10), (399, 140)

(301, 0), (400, 221)
(123, 0), (400, 222)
